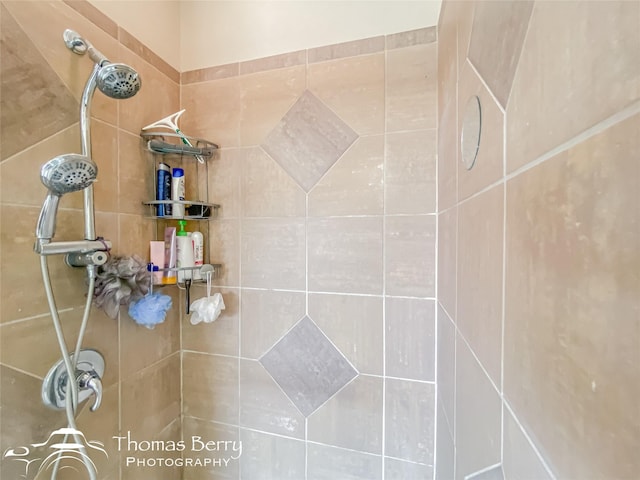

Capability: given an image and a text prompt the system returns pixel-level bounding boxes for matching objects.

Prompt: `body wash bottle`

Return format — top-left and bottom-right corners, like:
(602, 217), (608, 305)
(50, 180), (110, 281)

(176, 220), (194, 282)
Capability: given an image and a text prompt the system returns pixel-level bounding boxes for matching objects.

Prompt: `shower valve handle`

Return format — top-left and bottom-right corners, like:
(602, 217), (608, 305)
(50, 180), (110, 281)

(77, 370), (102, 412)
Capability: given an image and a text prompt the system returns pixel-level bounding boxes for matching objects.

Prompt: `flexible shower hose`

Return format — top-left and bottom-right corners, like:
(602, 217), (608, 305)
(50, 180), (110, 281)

(40, 255), (98, 480)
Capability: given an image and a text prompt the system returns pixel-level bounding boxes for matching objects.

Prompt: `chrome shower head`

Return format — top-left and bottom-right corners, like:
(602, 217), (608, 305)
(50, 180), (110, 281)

(36, 154), (97, 241)
(63, 29), (141, 99)
(96, 63), (141, 99)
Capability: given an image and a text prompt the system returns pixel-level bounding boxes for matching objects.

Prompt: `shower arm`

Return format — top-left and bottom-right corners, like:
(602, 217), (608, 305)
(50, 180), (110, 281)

(80, 64), (100, 242)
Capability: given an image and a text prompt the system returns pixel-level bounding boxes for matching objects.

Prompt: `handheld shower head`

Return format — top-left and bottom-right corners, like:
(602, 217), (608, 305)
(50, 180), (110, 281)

(36, 154), (98, 241)
(96, 63), (141, 99)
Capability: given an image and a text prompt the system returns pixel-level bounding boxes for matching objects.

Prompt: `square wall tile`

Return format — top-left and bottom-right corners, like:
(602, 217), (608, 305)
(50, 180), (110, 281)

(438, 206), (457, 317)
(386, 43), (438, 132)
(120, 287), (180, 380)
(1, 206), (86, 322)
(438, 100), (458, 211)
(457, 184), (503, 385)
(504, 115), (640, 478)
(307, 443), (382, 480)
(210, 219), (240, 287)
(182, 418), (240, 480)
(503, 407), (553, 480)
(239, 65), (306, 146)
(468, 0), (534, 108)
(308, 53), (385, 135)
(208, 148), (242, 219)
(385, 457), (432, 480)
(455, 334), (501, 480)
(0, 4), (78, 160)
(2, 0), (119, 124)
(239, 359), (305, 439)
(241, 147), (305, 217)
(308, 375), (383, 455)
(385, 297), (435, 382)
(262, 90), (358, 192)
(0, 365), (66, 457)
(308, 135), (384, 217)
(117, 44), (180, 136)
(260, 316), (357, 417)
(241, 218), (305, 290)
(239, 429), (305, 480)
(1, 306), (118, 388)
(308, 293), (383, 375)
(437, 305), (456, 436)
(1, 125), (79, 207)
(308, 216), (383, 295)
(385, 378), (435, 464)
(116, 213), (155, 259)
(182, 287), (239, 356)
(438, 0), (457, 121)
(91, 120), (119, 213)
(181, 77), (240, 148)
(121, 355), (181, 438)
(435, 402), (455, 480)
(117, 129), (149, 215)
(386, 130), (437, 215)
(240, 288), (306, 359)
(457, 61), (505, 201)
(457, 1), (476, 74)
(506, 1), (640, 171)
(183, 352), (239, 424)
(385, 215), (436, 297)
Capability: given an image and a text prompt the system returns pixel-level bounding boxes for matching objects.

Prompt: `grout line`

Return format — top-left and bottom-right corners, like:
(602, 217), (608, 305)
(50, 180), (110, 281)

(307, 372), (359, 420)
(179, 285), (185, 453)
(0, 363), (44, 381)
(500, 85), (508, 469)
(503, 401), (557, 480)
(454, 322), (500, 397)
(120, 350), (180, 383)
(381, 39), (389, 480)
(0, 122), (80, 165)
(433, 33), (440, 474)
(466, 58), (506, 114)
(505, 99), (640, 181)
(453, 15), (460, 480)
(464, 462), (502, 480)
(0, 308), (75, 326)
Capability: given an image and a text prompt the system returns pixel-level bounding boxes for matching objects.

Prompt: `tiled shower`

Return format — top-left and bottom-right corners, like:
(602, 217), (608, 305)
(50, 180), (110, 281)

(1, 1), (639, 480)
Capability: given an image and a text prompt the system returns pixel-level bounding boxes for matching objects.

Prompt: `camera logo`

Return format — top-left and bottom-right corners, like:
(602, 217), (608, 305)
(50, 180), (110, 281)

(3, 427), (107, 479)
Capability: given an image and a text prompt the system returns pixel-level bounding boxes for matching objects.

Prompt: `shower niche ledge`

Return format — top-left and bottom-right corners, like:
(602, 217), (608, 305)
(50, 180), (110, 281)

(140, 131), (220, 220)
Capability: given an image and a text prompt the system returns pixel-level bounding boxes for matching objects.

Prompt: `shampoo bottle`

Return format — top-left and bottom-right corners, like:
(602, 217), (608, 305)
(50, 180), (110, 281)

(176, 220), (194, 283)
(172, 168), (185, 218)
(156, 163), (172, 217)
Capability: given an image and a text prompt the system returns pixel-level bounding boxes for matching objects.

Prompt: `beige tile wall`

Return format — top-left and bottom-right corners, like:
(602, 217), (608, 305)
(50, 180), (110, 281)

(436, 1), (640, 479)
(180, 26), (438, 480)
(0, 1), (181, 479)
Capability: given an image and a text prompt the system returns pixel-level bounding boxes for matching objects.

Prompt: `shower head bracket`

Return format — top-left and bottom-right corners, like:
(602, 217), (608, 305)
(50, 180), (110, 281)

(63, 29), (88, 55)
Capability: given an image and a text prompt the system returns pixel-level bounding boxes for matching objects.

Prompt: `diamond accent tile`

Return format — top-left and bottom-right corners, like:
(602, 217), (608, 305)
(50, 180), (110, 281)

(262, 90), (358, 191)
(260, 316), (358, 417)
